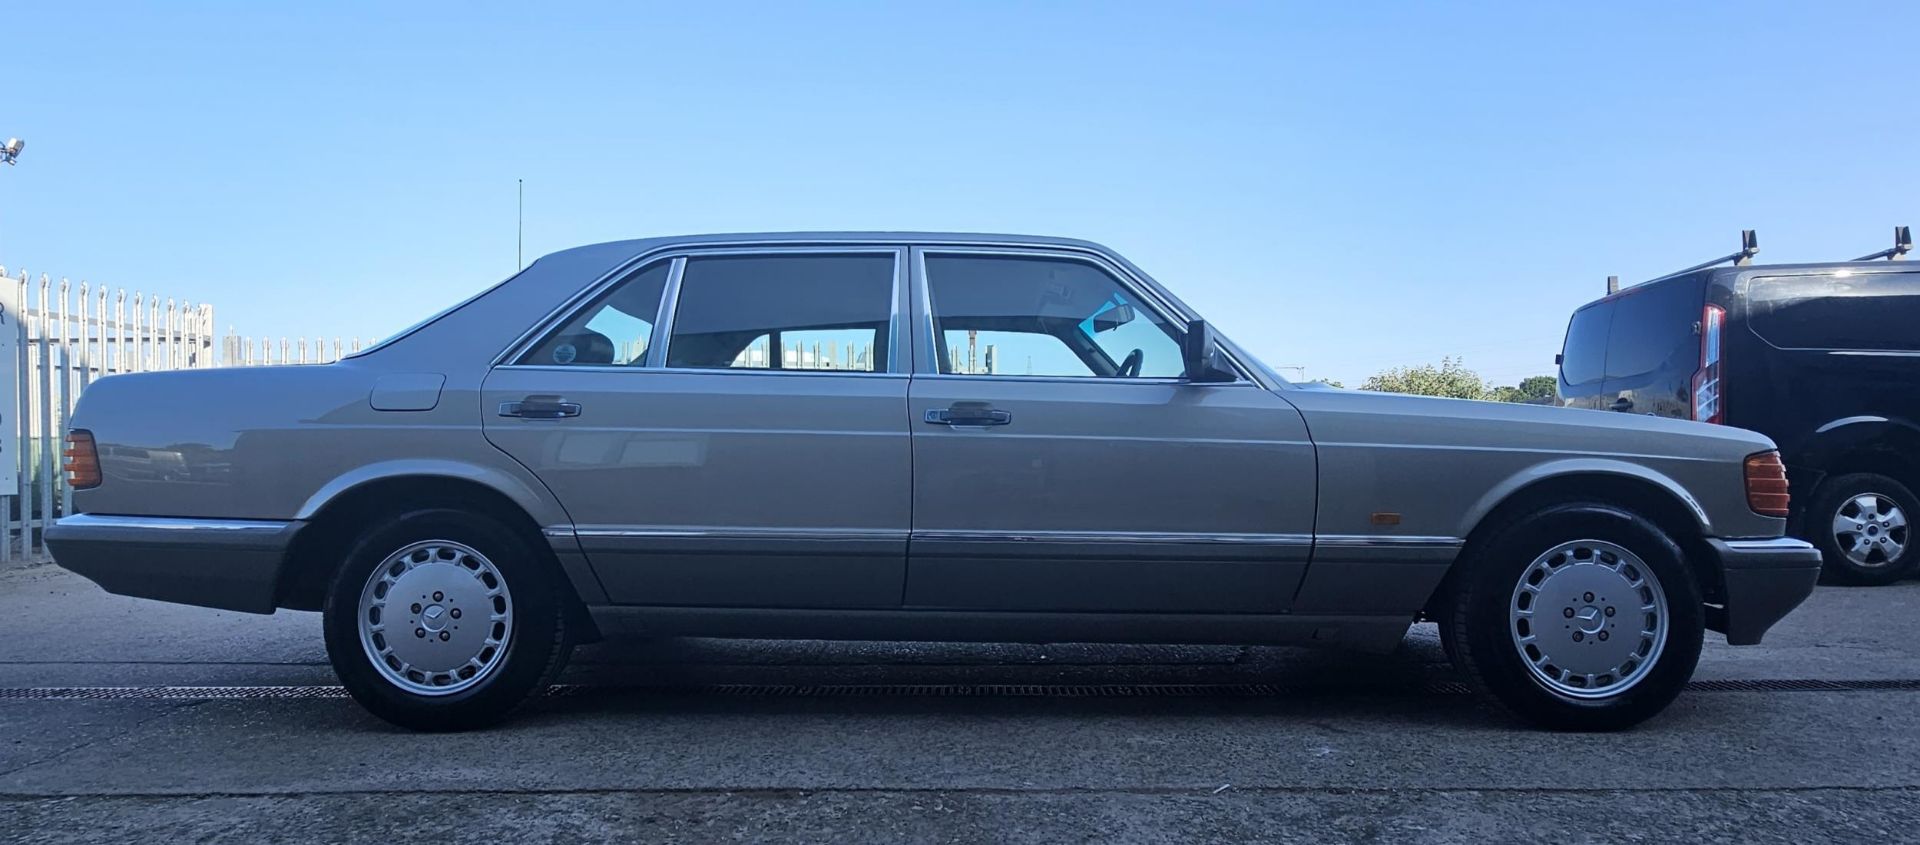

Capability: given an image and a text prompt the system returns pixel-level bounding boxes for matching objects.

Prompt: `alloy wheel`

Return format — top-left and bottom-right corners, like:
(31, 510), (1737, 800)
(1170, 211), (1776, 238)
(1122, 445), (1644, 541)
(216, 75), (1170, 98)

(1508, 539), (1669, 699)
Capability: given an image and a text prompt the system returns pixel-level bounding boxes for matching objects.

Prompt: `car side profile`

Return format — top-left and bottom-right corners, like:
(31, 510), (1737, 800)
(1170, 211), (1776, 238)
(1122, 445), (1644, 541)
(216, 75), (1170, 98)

(1558, 229), (1918, 585)
(47, 233), (1821, 731)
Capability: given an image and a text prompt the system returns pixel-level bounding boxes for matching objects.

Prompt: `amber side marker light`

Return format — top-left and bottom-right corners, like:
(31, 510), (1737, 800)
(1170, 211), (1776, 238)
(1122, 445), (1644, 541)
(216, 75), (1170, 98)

(1745, 451), (1790, 517)
(64, 430), (101, 490)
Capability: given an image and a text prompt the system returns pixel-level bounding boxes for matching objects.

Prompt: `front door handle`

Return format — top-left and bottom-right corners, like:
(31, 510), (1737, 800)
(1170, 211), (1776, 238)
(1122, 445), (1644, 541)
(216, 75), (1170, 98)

(1610, 396), (1634, 412)
(924, 403), (1012, 427)
(500, 395), (582, 419)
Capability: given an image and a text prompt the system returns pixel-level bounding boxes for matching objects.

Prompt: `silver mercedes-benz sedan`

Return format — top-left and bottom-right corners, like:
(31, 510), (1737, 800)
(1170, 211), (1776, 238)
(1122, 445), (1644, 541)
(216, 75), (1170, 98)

(46, 233), (1821, 731)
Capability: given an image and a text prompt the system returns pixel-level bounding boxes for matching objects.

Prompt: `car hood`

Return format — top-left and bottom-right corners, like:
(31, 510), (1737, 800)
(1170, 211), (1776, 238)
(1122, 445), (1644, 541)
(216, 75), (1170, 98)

(1279, 387), (1777, 463)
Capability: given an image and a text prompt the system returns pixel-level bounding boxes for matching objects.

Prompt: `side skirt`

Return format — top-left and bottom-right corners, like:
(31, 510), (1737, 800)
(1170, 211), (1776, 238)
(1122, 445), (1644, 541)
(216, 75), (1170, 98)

(587, 606), (1415, 654)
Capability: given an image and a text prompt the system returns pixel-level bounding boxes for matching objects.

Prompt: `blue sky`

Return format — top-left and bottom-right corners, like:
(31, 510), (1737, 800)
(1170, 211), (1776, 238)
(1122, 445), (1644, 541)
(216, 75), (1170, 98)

(3, 1), (1915, 386)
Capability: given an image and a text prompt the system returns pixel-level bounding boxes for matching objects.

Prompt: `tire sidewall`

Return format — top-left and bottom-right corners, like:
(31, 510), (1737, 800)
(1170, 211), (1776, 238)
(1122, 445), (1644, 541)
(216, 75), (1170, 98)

(1453, 504), (1704, 731)
(321, 509), (565, 731)
(1807, 473), (1918, 586)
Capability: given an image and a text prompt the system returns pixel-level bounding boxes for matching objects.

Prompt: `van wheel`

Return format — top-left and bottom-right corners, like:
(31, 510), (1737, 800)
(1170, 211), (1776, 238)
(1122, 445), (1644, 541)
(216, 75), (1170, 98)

(321, 509), (571, 731)
(1447, 503), (1703, 731)
(1809, 473), (1916, 587)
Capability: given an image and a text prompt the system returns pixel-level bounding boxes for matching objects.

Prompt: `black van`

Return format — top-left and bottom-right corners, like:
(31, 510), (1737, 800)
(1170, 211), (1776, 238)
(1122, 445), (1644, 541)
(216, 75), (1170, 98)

(1558, 232), (1919, 585)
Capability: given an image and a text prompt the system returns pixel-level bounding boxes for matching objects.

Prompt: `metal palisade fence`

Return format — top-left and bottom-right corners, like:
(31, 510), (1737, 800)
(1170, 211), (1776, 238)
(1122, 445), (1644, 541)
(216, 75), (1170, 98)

(0, 266), (373, 561)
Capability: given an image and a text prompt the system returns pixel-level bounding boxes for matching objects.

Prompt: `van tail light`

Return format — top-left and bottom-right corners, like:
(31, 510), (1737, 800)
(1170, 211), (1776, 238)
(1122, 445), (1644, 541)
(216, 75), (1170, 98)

(64, 430), (102, 490)
(1744, 451), (1790, 517)
(1690, 303), (1725, 424)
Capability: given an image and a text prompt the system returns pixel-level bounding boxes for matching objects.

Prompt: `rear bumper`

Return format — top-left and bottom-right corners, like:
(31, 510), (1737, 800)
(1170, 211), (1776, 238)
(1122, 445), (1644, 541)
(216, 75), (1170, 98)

(1705, 537), (1822, 646)
(45, 514), (301, 614)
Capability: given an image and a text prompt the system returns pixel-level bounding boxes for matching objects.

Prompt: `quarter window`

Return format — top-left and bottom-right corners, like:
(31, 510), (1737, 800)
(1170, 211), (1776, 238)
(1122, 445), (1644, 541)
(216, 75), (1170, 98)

(1748, 272), (1920, 352)
(521, 261), (671, 366)
(924, 254), (1185, 378)
(666, 254), (895, 372)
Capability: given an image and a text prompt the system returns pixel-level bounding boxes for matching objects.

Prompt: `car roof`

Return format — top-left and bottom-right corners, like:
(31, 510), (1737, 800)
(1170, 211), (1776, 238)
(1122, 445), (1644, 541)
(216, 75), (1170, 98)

(542, 231), (1116, 262)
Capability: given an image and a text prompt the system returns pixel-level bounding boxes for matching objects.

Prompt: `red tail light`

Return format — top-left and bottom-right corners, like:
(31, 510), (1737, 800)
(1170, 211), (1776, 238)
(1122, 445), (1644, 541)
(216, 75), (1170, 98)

(1691, 304), (1725, 424)
(1744, 451), (1790, 517)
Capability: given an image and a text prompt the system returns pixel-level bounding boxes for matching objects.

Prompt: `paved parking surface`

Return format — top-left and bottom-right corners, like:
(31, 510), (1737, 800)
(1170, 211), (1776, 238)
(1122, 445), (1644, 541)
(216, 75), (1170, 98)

(2, 561), (1917, 843)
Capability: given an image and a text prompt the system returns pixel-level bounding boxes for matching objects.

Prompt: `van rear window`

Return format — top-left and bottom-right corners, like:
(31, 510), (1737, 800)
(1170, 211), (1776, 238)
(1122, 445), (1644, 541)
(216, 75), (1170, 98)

(1748, 272), (1920, 351)
(1559, 306), (1610, 387)
(1602, 280), (1703, 380)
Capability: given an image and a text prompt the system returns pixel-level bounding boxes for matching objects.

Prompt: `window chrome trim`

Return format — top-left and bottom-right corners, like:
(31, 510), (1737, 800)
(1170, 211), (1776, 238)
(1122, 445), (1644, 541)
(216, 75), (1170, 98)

(55, 514), (293, 532)
(500, 246), (908, 376)
(640, 256), (688, 368)
(911, 246), (1251, 383)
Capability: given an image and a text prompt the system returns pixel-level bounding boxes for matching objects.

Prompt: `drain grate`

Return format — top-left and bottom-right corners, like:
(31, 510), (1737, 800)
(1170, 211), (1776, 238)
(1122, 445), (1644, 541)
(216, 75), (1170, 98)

(2, 678), (1918, 701)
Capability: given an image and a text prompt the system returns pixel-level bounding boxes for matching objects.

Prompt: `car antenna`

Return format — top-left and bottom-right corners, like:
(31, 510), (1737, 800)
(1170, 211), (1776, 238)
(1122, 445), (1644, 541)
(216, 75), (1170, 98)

(1852, 226), (1912, 261)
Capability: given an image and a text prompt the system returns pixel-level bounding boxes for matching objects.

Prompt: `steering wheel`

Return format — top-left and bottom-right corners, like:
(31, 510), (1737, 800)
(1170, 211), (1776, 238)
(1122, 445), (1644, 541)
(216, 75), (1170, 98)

(1117, 348), (1144, 378)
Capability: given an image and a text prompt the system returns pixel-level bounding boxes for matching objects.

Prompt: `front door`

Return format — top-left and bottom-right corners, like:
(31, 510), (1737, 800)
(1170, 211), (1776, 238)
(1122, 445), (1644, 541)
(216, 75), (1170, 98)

(903, 247), (1317, 613)
(483, 248), (914, 609)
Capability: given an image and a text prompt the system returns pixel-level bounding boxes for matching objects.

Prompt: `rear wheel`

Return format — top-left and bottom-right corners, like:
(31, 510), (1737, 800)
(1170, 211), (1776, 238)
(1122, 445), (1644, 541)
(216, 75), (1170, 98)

(1447, 503), (1703, 731)
(322, 509), (571, 731)
(1808, 473), (1916, 587)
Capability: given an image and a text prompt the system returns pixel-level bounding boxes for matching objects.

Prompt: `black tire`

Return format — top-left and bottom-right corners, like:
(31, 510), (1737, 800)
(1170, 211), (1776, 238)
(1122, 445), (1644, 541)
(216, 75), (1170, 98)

(1806, 473), (1918, 587)
(1446, 503), (1704, 731)
(322, 509), (571, 731)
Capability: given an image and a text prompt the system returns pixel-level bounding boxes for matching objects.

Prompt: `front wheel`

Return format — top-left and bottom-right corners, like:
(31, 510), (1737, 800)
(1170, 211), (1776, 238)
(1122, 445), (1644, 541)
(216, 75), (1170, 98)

(1446, 503), (1704, 731)
(322, 509), (571, 731)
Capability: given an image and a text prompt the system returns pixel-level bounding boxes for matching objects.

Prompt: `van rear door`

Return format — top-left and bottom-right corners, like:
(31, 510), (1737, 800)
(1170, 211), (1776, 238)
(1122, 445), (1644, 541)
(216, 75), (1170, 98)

(1598, 276), (1707, 419)
(1556, 303), (1613, 410)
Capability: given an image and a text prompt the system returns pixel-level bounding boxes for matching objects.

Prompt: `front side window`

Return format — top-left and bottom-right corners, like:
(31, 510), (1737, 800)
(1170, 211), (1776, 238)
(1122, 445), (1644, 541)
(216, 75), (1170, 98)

(666, 253), (894, 372)
(924, 254), (1185, 378)
(521, 261), (671, 366)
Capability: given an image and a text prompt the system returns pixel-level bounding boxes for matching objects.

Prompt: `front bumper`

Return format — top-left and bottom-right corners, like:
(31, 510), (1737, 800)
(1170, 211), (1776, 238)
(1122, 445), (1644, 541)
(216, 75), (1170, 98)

(1704, 537), (1822, 645)
(45, 514), (302, 614)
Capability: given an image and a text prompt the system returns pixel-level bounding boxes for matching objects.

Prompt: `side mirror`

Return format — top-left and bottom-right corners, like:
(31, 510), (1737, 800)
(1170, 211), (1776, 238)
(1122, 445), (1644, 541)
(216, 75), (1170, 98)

(1182, 320), (1237, 383)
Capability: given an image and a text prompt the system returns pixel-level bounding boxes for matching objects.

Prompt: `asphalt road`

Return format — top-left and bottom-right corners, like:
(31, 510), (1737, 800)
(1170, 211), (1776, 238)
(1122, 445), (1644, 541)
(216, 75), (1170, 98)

(2, 560), (1917, 843)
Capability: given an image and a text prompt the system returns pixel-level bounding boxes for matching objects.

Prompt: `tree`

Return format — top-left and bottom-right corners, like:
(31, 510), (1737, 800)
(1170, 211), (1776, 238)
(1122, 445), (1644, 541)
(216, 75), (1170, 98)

(1491, 374), (1557, 404)
(1359, 357), (1491, 400)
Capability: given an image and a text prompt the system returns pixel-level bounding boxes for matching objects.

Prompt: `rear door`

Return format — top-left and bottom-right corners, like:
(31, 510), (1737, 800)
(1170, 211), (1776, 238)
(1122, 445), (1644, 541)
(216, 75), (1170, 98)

(902, 246), (1317, 614)
(482, 247), (914, 609)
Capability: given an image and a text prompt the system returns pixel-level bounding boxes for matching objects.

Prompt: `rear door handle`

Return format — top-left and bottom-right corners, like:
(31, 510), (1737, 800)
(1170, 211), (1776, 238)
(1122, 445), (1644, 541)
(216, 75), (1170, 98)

(500, 395), (582, 419)
(924, 405), (1012, 427)
(1610, 397), (1634, 412)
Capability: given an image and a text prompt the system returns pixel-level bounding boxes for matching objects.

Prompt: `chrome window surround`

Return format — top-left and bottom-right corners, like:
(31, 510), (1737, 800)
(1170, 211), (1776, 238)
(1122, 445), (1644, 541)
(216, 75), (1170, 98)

(910, 246), (1253, 384)
(495, 245), (910, 376)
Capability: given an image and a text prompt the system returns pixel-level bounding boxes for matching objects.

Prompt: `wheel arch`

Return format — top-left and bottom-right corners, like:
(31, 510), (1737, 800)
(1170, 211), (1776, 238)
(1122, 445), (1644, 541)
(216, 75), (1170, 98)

(1793, 416), (1920, 494)
(276, 470), (601, 642)
(1427, 464), (1723, 619)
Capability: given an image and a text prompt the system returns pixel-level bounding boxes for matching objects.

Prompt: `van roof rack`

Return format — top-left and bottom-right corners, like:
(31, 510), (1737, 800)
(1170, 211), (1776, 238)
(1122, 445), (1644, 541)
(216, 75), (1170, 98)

(1624, 229), (1760, 290)
(1853, 226), (1912, 261)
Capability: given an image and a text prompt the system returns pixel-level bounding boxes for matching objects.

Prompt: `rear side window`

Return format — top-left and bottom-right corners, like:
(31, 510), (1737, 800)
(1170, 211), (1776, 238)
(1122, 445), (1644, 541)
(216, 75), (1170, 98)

(1747, 271), (1920, 351)
(1602, 280), (1704, 380)
(521, 261), (671, 366)
(665, 253), (895, 371)
(1558, 305), (1610, 387)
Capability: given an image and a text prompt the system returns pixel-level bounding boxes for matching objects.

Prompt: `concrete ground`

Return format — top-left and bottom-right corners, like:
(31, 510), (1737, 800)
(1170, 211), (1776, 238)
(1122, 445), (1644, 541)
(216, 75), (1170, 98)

(1, 561), (1917, 843)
